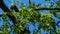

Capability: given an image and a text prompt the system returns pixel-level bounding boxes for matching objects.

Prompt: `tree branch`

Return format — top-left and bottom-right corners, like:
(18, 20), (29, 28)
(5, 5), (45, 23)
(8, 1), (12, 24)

(34, 8), (60, 10)
(0, 0), (19, 25)
(0, 0), (10, 12)
(7, 13), (19, 25)
(29, 0), (31, 4)
(0, 0), (30, 34)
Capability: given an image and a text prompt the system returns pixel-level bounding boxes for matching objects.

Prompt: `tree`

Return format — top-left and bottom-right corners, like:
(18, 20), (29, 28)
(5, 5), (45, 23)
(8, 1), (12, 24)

(0, 0), (60, 34)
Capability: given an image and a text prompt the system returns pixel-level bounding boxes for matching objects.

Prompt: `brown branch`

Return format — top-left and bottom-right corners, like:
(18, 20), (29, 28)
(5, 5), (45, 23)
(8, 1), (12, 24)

(0, 0), (19, 25)
(0, 0), (10, 12)
(29, 0), (31, 4)
(7, 13), (19, 25)
(34, 8), (60, 10)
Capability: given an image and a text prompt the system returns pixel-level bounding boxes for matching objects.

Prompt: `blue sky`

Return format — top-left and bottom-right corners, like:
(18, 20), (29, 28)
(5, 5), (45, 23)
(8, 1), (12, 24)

(0, 0), (60, 34)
